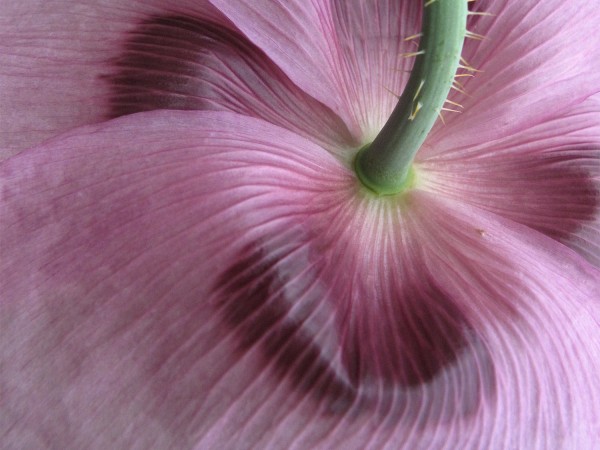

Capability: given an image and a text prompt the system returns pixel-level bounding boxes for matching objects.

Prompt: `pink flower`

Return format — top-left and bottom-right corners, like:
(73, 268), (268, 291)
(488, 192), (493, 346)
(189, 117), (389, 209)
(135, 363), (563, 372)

(1, 0), (599, 448)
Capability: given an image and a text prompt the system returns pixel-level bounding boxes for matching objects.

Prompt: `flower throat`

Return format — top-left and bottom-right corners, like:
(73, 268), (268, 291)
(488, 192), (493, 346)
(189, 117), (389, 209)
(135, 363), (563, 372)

(354, 0), (469, 195)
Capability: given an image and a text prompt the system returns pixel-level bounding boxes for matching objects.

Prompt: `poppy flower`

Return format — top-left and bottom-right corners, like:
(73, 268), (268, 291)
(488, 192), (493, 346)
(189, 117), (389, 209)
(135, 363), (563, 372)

(1, 0), (599, 448)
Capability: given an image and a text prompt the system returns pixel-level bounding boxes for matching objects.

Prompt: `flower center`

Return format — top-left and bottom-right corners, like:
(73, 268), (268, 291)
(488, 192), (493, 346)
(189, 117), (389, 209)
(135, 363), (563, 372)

(354, 0), (468, 195)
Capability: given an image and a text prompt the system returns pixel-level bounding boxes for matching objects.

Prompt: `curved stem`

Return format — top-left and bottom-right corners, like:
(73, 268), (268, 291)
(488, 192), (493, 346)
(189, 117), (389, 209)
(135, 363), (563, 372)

(355, 0), (468, 195)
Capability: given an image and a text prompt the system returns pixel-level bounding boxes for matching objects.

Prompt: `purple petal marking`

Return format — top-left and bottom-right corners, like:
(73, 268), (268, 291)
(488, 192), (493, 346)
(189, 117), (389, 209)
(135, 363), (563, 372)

(421, 151), (599, 246)
(341, 278), (470, 388)
(104, 15), (354, 150)
(214, 236), (495, 421)
(106, 15), (233, 117)
(526, 163), (598, 243)
(215, 242), (357, 415)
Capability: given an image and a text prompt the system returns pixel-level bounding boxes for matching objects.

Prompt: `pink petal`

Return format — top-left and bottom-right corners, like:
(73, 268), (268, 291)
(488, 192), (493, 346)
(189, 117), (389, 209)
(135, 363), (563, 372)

(209, 0), (422, 141)
(1, 110), (347, 448)
(429, 0), (600, 148)
(2, 110), (599, 448)
(209, 0), (600, 148)
(0, 0), (210, 153)
(419, 95), (600, 266)
(0, 1), (352, 156)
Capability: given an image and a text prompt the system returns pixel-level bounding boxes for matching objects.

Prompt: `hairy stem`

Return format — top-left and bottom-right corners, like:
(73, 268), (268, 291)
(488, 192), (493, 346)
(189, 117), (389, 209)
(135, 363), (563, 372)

(355, 0), (468, 195)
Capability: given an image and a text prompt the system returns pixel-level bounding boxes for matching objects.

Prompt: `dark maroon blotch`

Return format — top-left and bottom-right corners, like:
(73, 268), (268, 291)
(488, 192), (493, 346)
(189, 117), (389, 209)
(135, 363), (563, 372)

(214, 243), (357, 414)
(214, 241), (495, 419)
(104, 15), (264, 118)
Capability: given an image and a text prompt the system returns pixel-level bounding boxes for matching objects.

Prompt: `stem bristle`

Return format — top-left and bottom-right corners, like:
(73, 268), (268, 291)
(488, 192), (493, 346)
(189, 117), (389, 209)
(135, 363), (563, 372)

(354, 0), (469, 195)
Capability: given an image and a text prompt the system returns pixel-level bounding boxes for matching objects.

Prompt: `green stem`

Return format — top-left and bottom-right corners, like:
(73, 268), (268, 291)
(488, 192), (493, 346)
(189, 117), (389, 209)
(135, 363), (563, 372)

(355, 0), (468, 195)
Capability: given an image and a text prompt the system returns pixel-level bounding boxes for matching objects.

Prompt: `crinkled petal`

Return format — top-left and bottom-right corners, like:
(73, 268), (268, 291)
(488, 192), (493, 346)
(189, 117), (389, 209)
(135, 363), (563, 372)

(429, 0), (600, 148)
(420, 95), (600, 267)
(2, 111), (599, 448)
(0, 0), (353, 156)
(209, 0), (422, 140)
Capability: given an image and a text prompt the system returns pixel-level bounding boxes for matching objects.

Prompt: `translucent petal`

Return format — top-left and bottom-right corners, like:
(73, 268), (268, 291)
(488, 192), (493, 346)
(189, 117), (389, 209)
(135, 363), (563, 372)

(210, 0), (422, 141)
(430, 0), (600, 148)
(2, 110), (599, 448)
(0, 0), (352, 155)
(420, 95), (600, 267)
